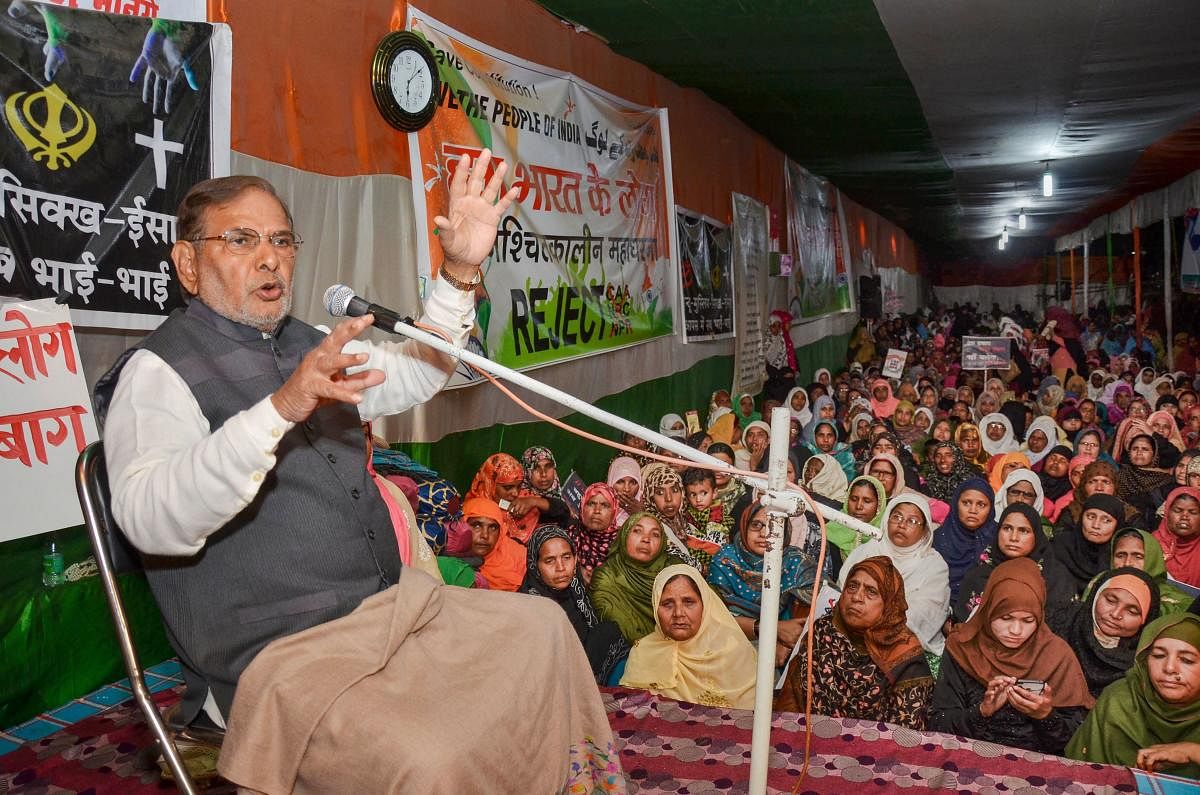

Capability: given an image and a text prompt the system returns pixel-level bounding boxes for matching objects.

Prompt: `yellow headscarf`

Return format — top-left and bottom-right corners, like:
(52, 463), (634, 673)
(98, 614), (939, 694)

(620, 564), (758, 709)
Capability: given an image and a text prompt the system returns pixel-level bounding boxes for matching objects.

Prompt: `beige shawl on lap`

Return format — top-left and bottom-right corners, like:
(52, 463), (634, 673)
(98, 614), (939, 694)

(219, 569), (622, 794)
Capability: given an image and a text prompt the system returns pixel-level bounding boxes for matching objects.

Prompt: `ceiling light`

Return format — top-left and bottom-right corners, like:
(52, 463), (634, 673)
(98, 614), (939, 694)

(1042, 164), (1053, 198)
(998, 236), (1005, 251)
(1001, 225), (1009, 245)
(1018, 209), (1027, 230)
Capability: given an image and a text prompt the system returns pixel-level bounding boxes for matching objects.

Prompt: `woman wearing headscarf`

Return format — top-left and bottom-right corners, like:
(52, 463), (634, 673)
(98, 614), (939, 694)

(1149, 409), (1186, 454)
(954, 503), (1072, 623)
(513, 446), (574, 541)
(890, 400), (927, 452)
(1101, 527), (1195, 615)
(803, 417), (857, 484)
(708, 502), (816, 665)
(706, 405), (736, 447)
(466, 452), (525, 541)
(1154, 486), (1200, 589)
(987, 451), (1033, 496)
(974, 392), (1001, 425)
(955, 421), (990, 469)
(620, 564), (758, 709)
(869, 378), (900, 419)
(1117, 432), (1177, 527)
(734, 392), (760, 427)
(864, 452), (920, 503)
(606, 455), (643, 527)
(776, 556), (934, 729)
(867, 431), (922, 488)
(460, 496), (529, 591)
(785, 386), (812, 428)
(980, 412), (1020, 458)
(1103, 381), (1135, 426)
(522, 524), (631, 684)
(1038, 446), (1075, 522)
(921, 441), (981, 505)
(1046, 566), (1159, 698)
(568, 483), (622, 587)
(934, 478), (999, 602)
(800, 453), (850, 505)
(930, 557), (1094, 754)
(742, 419), (772, 473)
(1022, 416), (1062, 467)
(840, 493), (950, 656)
(1051, 493), (1126, 597)
(1067, 613), (1200, 779)
(992, 468), (1046, 521)
(764, 310), (798, 403)
(658, 413), (687, 441)
(1135, 367), (1159, 404)
(590, 512), (681, 642)
(825, 475), (887, 556)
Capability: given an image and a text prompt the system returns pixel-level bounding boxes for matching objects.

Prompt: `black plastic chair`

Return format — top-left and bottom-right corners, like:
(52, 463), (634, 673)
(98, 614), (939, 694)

(75, 441), (198, 794)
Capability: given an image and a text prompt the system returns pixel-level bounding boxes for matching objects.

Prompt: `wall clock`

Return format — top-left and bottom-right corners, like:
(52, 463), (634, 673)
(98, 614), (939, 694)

(371, 31), (441, 132)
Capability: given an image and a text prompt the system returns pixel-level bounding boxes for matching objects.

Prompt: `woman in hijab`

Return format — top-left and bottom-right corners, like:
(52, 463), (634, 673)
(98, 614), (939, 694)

(708, 502), (816, 665)
(706, 405), (736, 447)
(987, 452), (1033, 497)
(934, 478), (999, 602)
(1149, 409), (1186, 454)
(840, 493), (950, 656)
(1039, 446), (1075, 522)
(1117, 432), (1177, 527)
(975, 392), (1002, 425)
(742, 419), (772, 472)
(1104, 527), (1195, 615)
(640, 463), (704, 569)
(522, 524), (631, 684)
(1047, 567), (1159, 698)
(1154, 486), (1200, 589)
(514, 446), (573, 540)
(734, 392), (761, 426)
(1067, 613), (1200, 779)
(590, 512), (680, 642)
(954, 503), (1072, 623)
(1023, 416), (1062, 468)
(992, 468), (1046, 522)
(620, 564), (758, 709)
(868, 431), (921, 487)
(706, 442), (747, 534)
(825, 475), (887, 556)
(1103, 381), (1135, 426)
(606, 455), (643, 527)
(658, 413), (687, 441)
(785, 386), (812, 428)
(921, 441), (981, 507)
(461, 497), (528, 591)
(865, 452), (919, 503)
(776, 556), (934, 729)
(764, 310), (798, 403)
(891, 400), (927, 451)
(980, 412), (1020, 458)
(804, 417), (857, 483)
(466, 452), (525, 541)
(930, 557), (1094, 754)
(955, 421), (990, 469)
(869, 378), (900, 419)
(568, 483), (622, 586)
(800, 453), (850, 505)
(1051, 493), (1126, 597)
(1135, 367), (1159, 404)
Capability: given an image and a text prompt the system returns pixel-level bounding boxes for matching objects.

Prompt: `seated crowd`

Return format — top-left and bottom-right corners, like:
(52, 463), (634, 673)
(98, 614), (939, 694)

(372, 302), (1200, 779)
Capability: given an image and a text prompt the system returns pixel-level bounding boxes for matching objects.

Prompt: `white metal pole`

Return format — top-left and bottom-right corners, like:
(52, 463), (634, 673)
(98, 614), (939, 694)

(747, 407), (791, 795)
(1165, 193), (1174, 370)
(1083, 239), (1090, 316)
(368, 315), (885, 539)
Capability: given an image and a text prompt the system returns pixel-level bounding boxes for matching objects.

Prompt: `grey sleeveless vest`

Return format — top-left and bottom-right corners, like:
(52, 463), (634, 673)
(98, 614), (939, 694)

(95, 299), (402, 717)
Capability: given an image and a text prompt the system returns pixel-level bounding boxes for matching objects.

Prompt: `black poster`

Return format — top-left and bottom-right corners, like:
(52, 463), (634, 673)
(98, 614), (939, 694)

(0, 1), (215, 325)
(676, 207), (734, 342)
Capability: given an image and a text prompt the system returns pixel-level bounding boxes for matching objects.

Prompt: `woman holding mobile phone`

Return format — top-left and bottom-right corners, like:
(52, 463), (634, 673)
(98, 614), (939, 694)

(930, 557), (1095, 754)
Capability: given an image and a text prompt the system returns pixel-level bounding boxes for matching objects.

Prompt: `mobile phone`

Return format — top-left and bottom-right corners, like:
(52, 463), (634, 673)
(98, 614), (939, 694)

(498, 499), (512, 511)
(1015, 679), (1045, 694)
(685, 409), (701, 435)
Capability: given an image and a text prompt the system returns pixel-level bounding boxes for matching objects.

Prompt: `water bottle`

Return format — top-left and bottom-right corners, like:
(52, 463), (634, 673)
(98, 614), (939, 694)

(42, 534), (64, 587)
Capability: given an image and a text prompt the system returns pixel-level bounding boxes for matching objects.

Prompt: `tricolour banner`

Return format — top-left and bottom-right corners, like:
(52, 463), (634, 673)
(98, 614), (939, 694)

(408, 9), (676, 385)
(1182, 208), (1200, 294)
(675, 207), (733, 343)
(785, 159), (851, 319)
(0, 298), (99, 540)
(0, 3), (230, 329)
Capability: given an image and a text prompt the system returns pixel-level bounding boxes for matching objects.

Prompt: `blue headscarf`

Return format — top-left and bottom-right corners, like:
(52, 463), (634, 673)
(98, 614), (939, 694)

(932, 476), (997, 601)
(706, 501), (817, 618)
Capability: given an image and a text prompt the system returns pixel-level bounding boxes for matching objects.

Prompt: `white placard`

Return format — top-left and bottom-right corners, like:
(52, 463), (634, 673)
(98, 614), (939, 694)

(0, 298), (99, 540)
(882, 347), (907, 379)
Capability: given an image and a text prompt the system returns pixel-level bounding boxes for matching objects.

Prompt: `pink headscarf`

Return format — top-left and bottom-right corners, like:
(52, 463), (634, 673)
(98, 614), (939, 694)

(1154, 486), (1200, 588)
(606, 455), (643, 526)
(869, 378), (900, 419)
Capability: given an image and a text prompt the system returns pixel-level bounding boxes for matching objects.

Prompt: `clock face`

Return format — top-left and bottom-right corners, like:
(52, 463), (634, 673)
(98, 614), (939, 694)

(389, 49), (433, 114)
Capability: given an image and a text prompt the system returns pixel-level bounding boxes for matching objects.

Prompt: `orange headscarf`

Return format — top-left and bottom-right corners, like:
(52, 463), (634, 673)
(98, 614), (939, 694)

(987, 451), (1031, 493)
(835, 556), (926, 683)
(945, 557), (1094, 708)
(462, 497), (526, 591)
(466, 453), (526, 541)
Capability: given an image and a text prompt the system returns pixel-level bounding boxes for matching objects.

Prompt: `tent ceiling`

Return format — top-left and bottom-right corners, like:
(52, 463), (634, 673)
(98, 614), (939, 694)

(536, 0), (1200, 256)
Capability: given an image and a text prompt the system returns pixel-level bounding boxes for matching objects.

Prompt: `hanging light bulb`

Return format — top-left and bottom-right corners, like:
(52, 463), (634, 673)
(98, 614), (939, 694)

(1001, 225), (1009, 245)
(1018, 208), (1027, 230)
(998, 236), (1005, 251)
(1042, 163), (1053, 197)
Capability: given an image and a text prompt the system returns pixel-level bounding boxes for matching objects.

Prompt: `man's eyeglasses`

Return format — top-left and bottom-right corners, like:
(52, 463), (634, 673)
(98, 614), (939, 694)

(190, 228), (303, 257)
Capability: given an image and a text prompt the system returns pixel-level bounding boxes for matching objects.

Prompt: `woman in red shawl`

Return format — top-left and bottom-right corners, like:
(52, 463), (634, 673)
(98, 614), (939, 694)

(567, 483), (621, 586)
(1154, 487), (1200, 589)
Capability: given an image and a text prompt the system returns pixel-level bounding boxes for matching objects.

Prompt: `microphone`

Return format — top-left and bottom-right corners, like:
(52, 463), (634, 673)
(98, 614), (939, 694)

(323, 284), (410, 333)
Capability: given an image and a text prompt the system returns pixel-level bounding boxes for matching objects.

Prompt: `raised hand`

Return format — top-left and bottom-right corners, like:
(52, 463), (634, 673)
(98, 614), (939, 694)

(270, 315), (385, 423)
(434, 149), (519, 275)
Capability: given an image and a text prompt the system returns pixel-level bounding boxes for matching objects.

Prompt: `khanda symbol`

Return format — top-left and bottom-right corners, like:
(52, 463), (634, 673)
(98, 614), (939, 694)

(5, 83), (97, 171)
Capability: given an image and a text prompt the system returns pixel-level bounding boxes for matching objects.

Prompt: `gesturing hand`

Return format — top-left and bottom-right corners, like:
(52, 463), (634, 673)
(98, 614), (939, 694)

(434, 149), (519, 273)
(979, 675), (1014, 718)
(270, 315), (384, 423)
